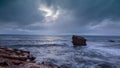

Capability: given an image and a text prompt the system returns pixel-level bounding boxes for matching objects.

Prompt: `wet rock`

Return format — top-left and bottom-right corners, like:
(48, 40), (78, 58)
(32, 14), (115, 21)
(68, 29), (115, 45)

(72, 35), (87, 46)
(29, 63), (40, 68)
(30, 65), (40, 68)
(96, 63), (116, 68)
(108, 40), (115, 42)
(0, 47), (58, 68)
(28, 55), (36, 61)
(0, 61), (8, 66)
(0, 47), (31, 66)
(11, 60), (23, 65)
(28, 63), (58, 68)
(59, 64), (71, 68)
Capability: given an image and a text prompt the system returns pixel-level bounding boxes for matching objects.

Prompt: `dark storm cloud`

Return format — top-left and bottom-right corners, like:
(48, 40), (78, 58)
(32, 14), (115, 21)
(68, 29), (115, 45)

(0, 0), (43, 25)
(44, 0), (120, 22)
(41, 0), (120, 35)
(0, 0), (120, 35)
(1, 0), (120, 24)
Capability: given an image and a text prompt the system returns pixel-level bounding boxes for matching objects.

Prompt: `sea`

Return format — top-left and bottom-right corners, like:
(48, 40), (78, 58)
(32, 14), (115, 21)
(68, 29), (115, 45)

(0, 35), (120, 68)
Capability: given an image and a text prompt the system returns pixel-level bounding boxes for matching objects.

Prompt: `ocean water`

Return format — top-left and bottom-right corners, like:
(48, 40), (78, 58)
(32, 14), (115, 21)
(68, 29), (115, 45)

(0, 35), (120, 68)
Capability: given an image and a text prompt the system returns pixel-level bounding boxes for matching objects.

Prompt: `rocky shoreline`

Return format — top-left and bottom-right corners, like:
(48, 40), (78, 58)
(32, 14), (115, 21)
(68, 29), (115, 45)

(0, 35), (87, 68)
(0, 47), (58, 68)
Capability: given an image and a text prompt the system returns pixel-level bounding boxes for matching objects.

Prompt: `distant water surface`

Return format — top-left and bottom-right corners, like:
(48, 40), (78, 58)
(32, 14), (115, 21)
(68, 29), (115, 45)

(0, 35), (120, 68)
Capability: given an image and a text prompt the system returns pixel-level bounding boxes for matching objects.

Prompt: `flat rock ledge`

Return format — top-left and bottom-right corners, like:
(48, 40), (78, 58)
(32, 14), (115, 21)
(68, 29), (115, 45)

(0, 47), (58, 68)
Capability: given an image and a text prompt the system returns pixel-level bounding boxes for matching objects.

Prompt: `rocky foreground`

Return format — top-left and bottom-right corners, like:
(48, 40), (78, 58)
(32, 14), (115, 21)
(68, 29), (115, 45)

(0, 47), (58, 68)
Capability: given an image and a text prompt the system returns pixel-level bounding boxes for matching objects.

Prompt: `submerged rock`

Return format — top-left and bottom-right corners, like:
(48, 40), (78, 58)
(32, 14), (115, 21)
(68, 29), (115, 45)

(59, 64), (71, 68)
(96, 63), (116, 68)
(108, 40), (115, 42)
(72, 35), (87, 46)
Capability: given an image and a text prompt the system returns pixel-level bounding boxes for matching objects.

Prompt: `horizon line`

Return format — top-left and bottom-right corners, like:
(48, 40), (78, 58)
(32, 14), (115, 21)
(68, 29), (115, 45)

(0, 33), (120, 36)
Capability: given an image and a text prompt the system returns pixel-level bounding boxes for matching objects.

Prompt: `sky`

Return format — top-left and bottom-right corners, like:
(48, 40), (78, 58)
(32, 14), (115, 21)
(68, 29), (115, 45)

(0, 0), (120, 35)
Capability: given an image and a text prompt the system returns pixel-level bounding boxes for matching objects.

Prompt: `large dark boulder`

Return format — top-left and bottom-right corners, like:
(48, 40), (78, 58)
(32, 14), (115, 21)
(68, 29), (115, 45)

(72, 35), (87, 46)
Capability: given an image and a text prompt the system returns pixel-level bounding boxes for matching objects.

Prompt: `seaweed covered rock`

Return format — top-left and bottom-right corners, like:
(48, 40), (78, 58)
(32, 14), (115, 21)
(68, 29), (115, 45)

(72, 35), (87, 46)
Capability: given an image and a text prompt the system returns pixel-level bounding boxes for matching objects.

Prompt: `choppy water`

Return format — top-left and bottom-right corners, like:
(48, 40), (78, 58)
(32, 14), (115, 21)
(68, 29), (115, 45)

(0, 35), (120, 68)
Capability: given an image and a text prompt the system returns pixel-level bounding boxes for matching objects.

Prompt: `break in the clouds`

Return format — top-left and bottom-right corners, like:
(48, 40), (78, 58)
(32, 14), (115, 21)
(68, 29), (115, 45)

(0, 0), (120, 35)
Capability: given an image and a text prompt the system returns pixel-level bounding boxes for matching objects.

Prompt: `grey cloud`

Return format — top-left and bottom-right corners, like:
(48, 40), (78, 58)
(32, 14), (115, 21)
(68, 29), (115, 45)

(0, 0), (120, 35)
(58, 0), (120, 20)
(0, 0), (43, 25)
